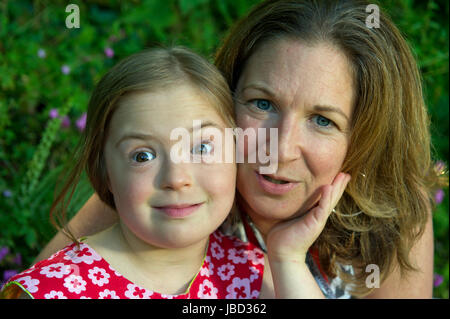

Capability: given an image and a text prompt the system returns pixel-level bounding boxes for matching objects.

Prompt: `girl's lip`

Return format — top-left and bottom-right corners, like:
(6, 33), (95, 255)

(254, 171), (299, 195)
(154, 203), (203, 218)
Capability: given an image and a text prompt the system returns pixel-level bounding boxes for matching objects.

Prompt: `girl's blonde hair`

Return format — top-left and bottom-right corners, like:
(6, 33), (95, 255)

(51, 46), (234, 243)
(215, 0), (447, 296)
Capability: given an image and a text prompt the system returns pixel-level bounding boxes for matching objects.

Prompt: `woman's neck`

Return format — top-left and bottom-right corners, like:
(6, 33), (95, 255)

(236, 194), (277, 243)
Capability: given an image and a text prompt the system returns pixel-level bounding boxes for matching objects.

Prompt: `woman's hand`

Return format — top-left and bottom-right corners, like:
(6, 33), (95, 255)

(266, 172), (351, 263)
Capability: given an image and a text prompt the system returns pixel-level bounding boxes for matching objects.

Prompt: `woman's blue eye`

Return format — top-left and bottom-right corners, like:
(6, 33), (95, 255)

(132, 151), (155, 163)
(314, 115), (332, 127)
(253, 99), (274, 111)
(192, 142), (213, 155)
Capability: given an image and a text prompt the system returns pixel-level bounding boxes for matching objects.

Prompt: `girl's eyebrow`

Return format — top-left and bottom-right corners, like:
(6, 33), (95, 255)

(115, 121), (222, 148)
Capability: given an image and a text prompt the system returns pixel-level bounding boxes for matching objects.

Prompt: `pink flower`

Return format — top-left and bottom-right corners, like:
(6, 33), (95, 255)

(104, 47), (114, 58)
(49, 108), (59, 119)
(76, 113), (87, 132)
(434, 273), (443, 287)
(435, 189), (445, 205)
(61, 65), (71, 75)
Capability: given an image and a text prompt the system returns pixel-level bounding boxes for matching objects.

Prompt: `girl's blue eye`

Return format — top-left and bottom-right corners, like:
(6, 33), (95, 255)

(314, 115), (332, 127)
(192, 142), (213, 155)
(252, 99), (274, 111)
(132, 151), (155, 163)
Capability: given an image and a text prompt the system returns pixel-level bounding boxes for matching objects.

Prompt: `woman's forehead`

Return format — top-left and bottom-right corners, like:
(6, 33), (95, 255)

(238, 38), (355, 115)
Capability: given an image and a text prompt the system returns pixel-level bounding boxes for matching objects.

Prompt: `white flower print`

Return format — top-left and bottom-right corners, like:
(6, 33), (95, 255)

(99, 289), (120, 299)
(200, 256), (214, 277)
(248, 248), (264, 266)
(63, 274), (87, 294)
(251, 290), (259, 299)
(249, 265), (260, 283)
(64, 244), (102, 265)
(45, 290), (67, 299)
(227, 248), (248, 264)
(15, 276), (39, 293)
(212, 231), (223, 242)
(108, 264), (122, 277)
(88, 267), (110, 286)
(124, 284), (153, 299)
(197, 279), (218, 299)
(40, 263), (72, 279)
(210, 241), (225, 260)
(217, 263), (235, 281)
(225, 278), (251, 299)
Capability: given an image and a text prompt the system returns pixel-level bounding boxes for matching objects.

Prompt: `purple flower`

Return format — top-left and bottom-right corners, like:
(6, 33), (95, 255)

(434, 273), (444, 287)
(61, 115), (71, 128)
(61, 65), (71, 75)
(435, 189), (445, 205)
(37, 48), (46, 58)
(3, 270), (18, 282)
(13, 253), (22, 267)
(104, 47), (114, 58)
(2, 189), (12, 198)
(434, 160), (447, 175)
(0, 246), (9, 263)
(76, 112), (87, 132)
(49, 108), (59, 119)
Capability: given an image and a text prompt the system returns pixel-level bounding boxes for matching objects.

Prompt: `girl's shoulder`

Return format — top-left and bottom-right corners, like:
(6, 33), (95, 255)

(1, 241), (113, 299)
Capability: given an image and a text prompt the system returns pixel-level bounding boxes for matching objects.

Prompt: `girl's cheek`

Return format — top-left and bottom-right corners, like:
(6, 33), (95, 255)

(198, 163), (237, 196)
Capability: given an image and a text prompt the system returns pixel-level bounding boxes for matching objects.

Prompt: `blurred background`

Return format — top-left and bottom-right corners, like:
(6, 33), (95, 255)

(0, 0), (448, 298)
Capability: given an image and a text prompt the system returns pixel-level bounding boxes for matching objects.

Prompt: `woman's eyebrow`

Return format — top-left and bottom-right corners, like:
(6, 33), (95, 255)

(240, 83), (276, 97)
(241, 84), (350, 122)
(314, 105), (350, 123)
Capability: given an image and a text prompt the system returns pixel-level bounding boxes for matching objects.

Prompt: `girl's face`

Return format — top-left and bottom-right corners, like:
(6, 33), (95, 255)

(104, 84), (236, 248)
(234, 38), (355, 234)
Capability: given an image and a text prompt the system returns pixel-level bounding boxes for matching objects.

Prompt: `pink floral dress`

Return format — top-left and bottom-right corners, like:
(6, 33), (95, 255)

(2, 230), (264, 299)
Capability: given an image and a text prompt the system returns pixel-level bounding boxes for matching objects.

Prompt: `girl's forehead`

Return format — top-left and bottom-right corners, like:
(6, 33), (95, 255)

(108, 86), (227, 137)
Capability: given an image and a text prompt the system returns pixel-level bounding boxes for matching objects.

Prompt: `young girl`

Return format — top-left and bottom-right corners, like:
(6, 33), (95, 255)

(1, 47), (266, 299)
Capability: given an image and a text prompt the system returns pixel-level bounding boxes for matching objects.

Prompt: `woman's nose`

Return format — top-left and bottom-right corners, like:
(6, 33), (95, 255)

(159, 161), (192, 190)
(276, 114), (302, 163)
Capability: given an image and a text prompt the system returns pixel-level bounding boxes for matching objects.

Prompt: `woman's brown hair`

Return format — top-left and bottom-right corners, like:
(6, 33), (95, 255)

(50, 46), (234, 244)
(215, 0), (447, 296)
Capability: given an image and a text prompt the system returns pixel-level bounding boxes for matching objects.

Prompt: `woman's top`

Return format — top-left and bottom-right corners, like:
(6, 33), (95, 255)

(220, 204), (354, 299)
(1, 230), (264, 299)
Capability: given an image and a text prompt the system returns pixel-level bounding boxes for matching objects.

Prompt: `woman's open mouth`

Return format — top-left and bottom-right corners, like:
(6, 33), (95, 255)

(255, 171), (299, 195)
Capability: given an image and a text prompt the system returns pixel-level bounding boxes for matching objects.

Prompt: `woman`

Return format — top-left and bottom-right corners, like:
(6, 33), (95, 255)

(36, 0), (444, 298)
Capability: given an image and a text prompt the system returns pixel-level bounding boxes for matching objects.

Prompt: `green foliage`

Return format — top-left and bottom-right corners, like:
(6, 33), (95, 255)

(0, 0), (448, 297)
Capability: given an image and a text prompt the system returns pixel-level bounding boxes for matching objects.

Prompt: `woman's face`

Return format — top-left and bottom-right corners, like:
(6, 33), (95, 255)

(234, 38), (355, 234)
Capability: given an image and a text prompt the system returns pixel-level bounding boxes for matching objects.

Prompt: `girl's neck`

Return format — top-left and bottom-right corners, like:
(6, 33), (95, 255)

(88, 222), (208, 295)
(118, 222), (208, 270)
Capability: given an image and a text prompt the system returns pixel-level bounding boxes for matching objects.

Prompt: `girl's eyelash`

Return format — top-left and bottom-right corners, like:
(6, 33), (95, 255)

(130, 149), (156, 164)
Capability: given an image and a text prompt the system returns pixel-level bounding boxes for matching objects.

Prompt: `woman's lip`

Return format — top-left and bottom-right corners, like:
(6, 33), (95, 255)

(255, 171), (299, 195)
(153, 203), (203, 218)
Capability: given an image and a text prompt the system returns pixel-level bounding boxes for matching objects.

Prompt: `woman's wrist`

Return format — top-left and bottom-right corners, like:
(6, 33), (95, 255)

(268, 255), (325, 299)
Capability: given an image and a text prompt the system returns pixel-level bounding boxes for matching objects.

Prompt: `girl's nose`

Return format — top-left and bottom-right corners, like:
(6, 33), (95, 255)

(160, 162), (192, 190)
